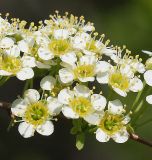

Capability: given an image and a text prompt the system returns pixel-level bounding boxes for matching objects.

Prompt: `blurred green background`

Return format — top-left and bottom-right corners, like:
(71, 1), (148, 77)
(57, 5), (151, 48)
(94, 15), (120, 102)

(0, 0), (152, 159)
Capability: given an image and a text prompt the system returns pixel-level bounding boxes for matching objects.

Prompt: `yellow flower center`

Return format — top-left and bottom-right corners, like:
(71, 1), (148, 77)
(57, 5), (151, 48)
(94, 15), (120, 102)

(74, 65), (95, 79)
(0, 56), (22, 74)
(109, 72), (129, 91)
(24, 101), (49, 126)
(86, 40), (99, 53)
(49, 39), (71, 56)
(99, 112), (123, 135)
(69, 97), (92, 117)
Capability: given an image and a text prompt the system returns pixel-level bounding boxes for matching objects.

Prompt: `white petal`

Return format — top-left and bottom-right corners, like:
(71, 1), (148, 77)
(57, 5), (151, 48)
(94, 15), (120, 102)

(96, 72), (109, 84)
(58, 88), (74, 104)
(82, 25), (95, 32)
(80, 55), (96, 65)
(146, 95), (152, 104)
(108, 99), (125, 115)
(18, 40), (29, 53)
(62, 106), (79, 119)
(36, 121), (54, 136)
(78, 77), (95, 82)
(11, 98), (27, 117)
(91, 94), (107, 111)
(112, 128), (129, 143)
(144, 70), (152, 86)
(47, 96), (62, 115)
(40, 75), (56, 91)
(16, 68), (34, 81)
(130, 77), (143, 92)
(24, 89), (40, 104)
(5, 45), (20, 57)
(53, 29), (69, 39)
(96, 61), (111, 73)
(60, 52), (77, 65)
(0, 70), (12, 76)
(122, 115), (131, 124)
(38, 47), (54, 60)
(74, 84), (90, 98)
(113, 87), (127, 97)
(96, 128), (110, 142)
(36, 61), (51, 69)
(18, 122), (35, 138)
(59, 68), (74, 83)
(22, 56), (36, 68)
(0, 37), (14, 48)
(84, 112), (104, 125)
(142, 50), (152, 56)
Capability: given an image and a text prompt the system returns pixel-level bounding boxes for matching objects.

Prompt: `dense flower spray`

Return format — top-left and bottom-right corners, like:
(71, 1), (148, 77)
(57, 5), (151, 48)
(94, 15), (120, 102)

(0, 11), (151, 150)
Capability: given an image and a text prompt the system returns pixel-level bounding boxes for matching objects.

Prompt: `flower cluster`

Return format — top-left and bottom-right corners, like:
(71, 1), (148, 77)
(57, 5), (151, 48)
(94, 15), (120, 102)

(0, 12), (151, 150)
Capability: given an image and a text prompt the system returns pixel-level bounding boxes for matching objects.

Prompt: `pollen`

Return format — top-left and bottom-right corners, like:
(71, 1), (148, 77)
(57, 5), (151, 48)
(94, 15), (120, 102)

(49, 39), (71, 56)
(24, 101), (49, 126)
(0, 56), (22, 74)
(109, 72), (129, 91)
(99, 112), (123, 135)
(74, 64), (95, 79)
(69, 97), (92, 117)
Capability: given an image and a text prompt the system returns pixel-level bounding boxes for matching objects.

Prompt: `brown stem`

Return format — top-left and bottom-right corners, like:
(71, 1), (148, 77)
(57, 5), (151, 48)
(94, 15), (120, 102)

(0, 101), (152, 147)
(130, 133), (152, 147)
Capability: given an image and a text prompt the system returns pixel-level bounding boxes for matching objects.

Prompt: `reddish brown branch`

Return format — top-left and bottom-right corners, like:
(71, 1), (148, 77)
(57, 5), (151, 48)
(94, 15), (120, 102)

(130, 133), (152, 147)
(0, 101), (152, 147)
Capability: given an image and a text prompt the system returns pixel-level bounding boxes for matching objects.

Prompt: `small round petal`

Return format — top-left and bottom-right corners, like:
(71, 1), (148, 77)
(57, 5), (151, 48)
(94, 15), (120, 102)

(122, 115), (131, 124)
(60, 52), (77, 65)
(58, 88), (74, 104)
(59, 68), (74, 84)
(38, 47), (54, 60)
(36, 121), (54, 136)
(22, 56), (36, 68)
(84, 112), (104, 125)
(96, 128), (110, 142)
(24, 89), (40, 104)
(53, 29), (69, 39)
(5, 45), (20, 57)
(113, 87), (127, 97)
(0, 37), (14, 48)
(47, 96), (62, 115)
(16, 68), (34, 81)
(108, 99), (125, 115)
(40, 75), (56, 91)
(80, 55), (96, 65)
(62, 106), (79, 119)
(130, 77), (143, 92)
(146, 95), (152, 104)
(11, 98), (27, 117)
(82, 25), (95, 32)
(78, 77), (95, 82)
(112, 128), (129, 143)
(18, 122), (35, 138)
(74, 84), (90, 98)
(18, 40), (29, 53)
(36, 61), (51, 69)
(91, 94), (107, 111)
(144, 70), (152, 86)
(96, 61), (111, 73)
(96, 72), (109, 84)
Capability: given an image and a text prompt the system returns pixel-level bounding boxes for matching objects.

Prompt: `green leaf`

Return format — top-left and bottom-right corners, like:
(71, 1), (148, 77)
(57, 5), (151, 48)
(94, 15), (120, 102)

(76, 133), (85, 150)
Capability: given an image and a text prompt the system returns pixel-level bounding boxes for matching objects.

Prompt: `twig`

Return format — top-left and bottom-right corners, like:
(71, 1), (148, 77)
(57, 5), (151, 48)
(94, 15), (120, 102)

(130, 133), (152, 147)
(0, 101), (152, 148)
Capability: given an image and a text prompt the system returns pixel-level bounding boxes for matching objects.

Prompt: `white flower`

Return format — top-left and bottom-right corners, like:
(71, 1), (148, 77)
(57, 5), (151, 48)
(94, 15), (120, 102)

(97, 65), (143, 97)
(59, 55), (98, 83)
(0, 37), (14, 48)
(11, 89), (62, 138)
(95, 100), (130, 143)
(58, 84), (107, 123)
(0, 55), (34, 81)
